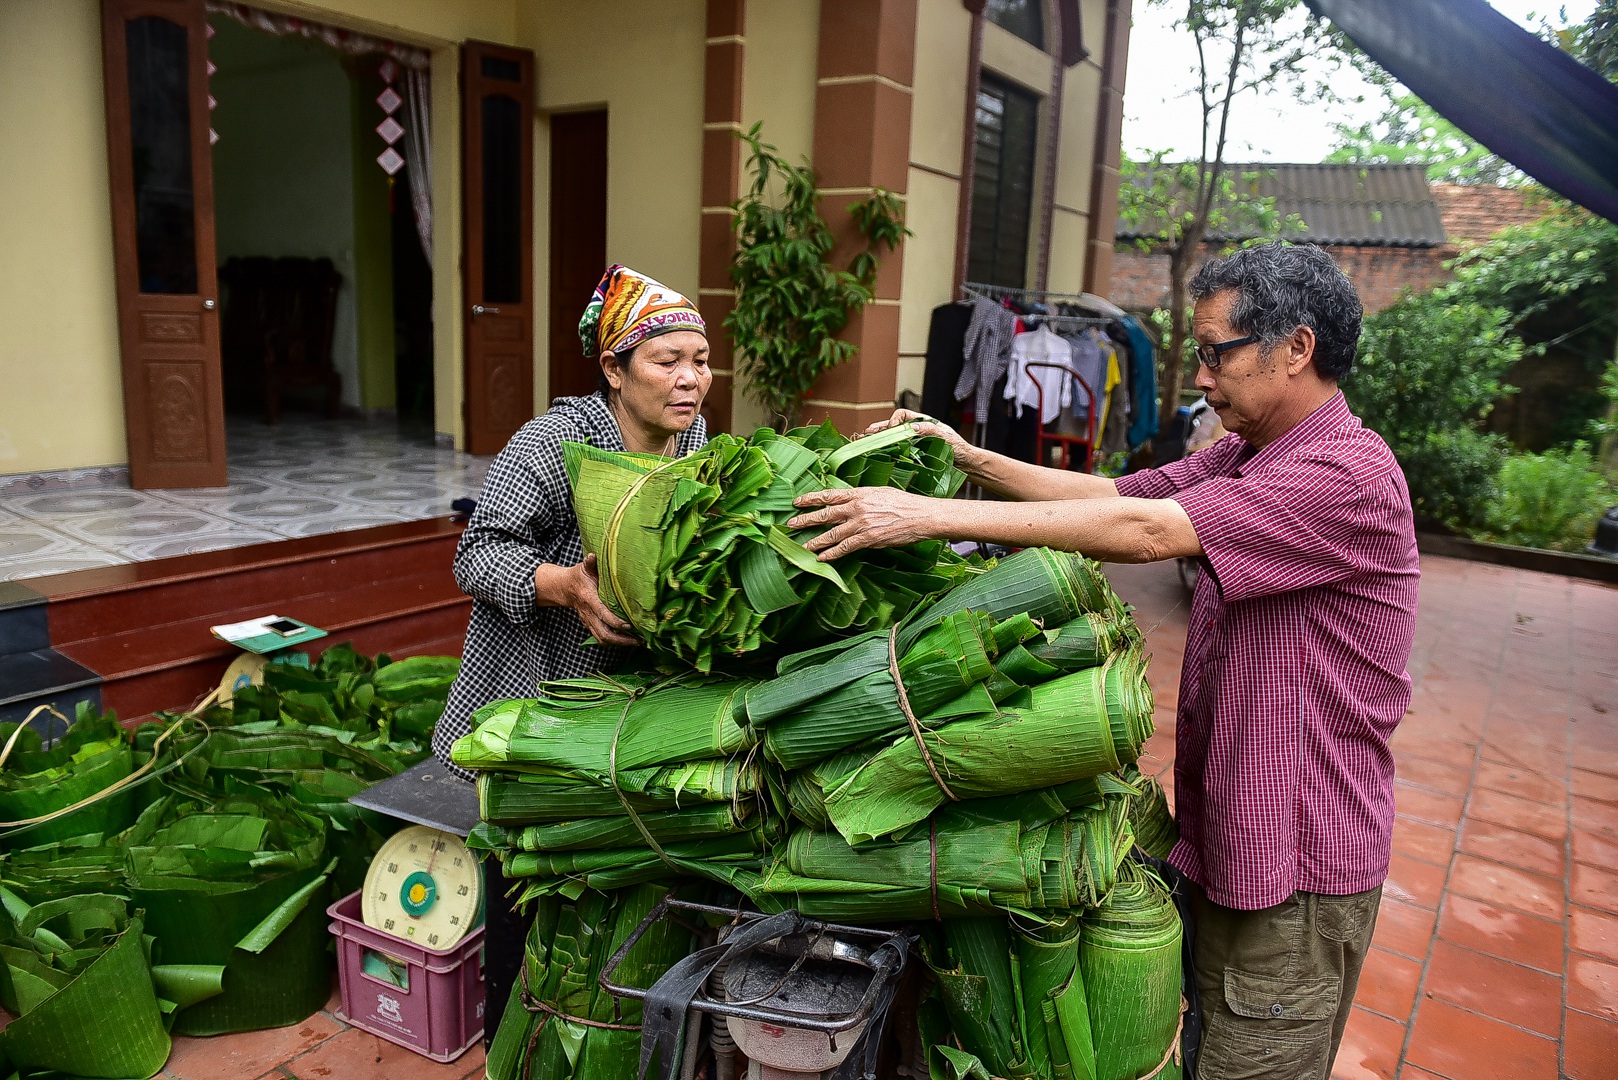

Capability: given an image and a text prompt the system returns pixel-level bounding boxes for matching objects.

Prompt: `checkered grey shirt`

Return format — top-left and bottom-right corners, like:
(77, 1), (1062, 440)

(432, 392), (709, 779)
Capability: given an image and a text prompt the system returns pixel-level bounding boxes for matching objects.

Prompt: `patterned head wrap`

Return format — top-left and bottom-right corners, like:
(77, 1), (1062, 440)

(577, 264), (706, 359)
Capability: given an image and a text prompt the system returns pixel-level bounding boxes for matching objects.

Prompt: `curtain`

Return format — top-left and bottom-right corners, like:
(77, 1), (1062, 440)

(403, 68), (433, 264)
(1306, 0), (1618, 223)
(204, 2), (429, 70)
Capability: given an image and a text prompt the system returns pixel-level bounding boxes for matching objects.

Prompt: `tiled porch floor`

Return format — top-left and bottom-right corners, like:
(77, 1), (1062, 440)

(0, 417), (491, 581)
(1113, 553), (1618, 1080)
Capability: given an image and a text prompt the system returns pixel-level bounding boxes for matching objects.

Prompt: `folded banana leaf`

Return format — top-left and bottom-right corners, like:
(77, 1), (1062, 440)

(1081, 864), (1183, 1080)
(478, 758), (762, 825)
(751, 784), (1135, 921)
(0, 837), (128, 905)
(486, 885), (699, 1080)
(1120, 767), (1177, 862)
(567, 422), (971, 672)
(0, 889), (172, 1080)
(0, 703), (136, 851)
(121, 793), (334, 1036)
(816, 648), (1154, 844)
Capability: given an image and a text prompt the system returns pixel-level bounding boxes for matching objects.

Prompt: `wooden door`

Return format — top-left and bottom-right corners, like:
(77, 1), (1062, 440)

(101, 0), (227, 488)
(548, 111), (608, 403)
(461, 41), (535, 456)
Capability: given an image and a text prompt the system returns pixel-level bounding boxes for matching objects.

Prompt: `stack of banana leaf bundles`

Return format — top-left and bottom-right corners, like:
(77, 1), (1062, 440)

(0, 647), (456, 1079)
(456, 421), (1186, 1080)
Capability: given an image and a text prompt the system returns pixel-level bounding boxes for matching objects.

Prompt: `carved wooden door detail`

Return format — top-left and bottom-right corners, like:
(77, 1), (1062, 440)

(101, 0), (227, 488)
(461, 41), (535, 456)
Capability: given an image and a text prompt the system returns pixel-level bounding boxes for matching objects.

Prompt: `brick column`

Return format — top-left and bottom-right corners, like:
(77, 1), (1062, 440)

(698, 0), (746, 433)
(799, 0), (918, 435)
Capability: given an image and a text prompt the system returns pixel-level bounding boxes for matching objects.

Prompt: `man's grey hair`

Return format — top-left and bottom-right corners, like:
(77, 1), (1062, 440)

(1189, 242), (1363, 380)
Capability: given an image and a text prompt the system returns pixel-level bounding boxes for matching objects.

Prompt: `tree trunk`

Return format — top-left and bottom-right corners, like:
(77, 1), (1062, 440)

(1159, 244), (1193, 435)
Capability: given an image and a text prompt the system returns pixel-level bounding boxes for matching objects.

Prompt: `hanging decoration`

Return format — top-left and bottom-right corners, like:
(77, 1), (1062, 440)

(376, 64), (406, 177)
(206, 23), (218, 145)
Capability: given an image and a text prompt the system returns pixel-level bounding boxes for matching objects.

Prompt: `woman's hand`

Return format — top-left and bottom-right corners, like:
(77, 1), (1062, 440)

(862, 409), (983, 474)
(789, 488), (942, 560)
(537, 556), (639, 646)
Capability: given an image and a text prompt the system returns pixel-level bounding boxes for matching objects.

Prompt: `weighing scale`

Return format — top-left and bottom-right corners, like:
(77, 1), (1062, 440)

(361, 824), (482, 950)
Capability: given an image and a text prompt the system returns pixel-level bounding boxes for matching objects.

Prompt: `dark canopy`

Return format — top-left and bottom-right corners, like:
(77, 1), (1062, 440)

(1307, 0), (1618, 222)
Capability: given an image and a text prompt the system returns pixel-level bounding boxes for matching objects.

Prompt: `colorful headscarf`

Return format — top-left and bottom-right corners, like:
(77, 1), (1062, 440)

(577, 264), (706, 359)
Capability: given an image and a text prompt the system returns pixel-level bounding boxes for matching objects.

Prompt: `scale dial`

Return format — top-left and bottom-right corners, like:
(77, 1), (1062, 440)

(361, 825), (482, 950)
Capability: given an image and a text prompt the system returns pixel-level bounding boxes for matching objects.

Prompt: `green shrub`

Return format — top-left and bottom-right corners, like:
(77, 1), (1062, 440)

(1473, 444), (1617, 552)
(1344, 290), (1521, 529)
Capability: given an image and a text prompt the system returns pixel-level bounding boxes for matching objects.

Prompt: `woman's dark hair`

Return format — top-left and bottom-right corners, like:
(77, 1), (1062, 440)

(597, 344), (634, 395)
(1189, 242), (1363, 380)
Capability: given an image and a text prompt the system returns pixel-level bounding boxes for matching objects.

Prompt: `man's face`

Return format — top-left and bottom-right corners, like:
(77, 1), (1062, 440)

(1191, 289), (1291, 441)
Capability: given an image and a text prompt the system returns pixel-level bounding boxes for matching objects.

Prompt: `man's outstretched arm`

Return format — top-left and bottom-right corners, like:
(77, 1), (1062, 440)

(788, 487), (1202, 564)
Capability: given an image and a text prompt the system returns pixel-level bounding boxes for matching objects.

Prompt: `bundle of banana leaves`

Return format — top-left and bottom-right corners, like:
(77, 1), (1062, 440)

(0, 703), (137, 851)
(120, 792), (335, 1036)
(456, 674), (781, 902)
(1080, 863), (1184, 1080)
(0, 890), (171, 1080)
(747, 548), (1153, 843)
(1122, 767), (1178, 862)
(486, 884), (699, 1080)
(566, 422), (971, 671)
(744, 781), (1137, 921)
(925, 863), (1183, 1080)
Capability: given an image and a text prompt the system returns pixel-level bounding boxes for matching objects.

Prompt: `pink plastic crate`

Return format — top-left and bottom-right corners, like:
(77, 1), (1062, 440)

(327, 889), (486, 1062)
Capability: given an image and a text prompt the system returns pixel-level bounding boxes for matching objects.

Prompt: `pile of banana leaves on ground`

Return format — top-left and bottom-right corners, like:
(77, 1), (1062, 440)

(0, 645), (458, 1076)
(567, 421), (972, 671)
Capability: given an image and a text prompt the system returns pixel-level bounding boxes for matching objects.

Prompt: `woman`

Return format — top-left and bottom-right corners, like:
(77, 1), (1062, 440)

(431, 264), (711, 1043)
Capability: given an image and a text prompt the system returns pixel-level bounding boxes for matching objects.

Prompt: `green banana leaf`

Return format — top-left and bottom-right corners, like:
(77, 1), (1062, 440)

(121, 793), (333, 1036)
(566, 423), (971, 672)
(0, 890), (170, 1079)
(1081, 864), (1183, 1080)
(0, 704), (136, 851)
(1120, 767), (1178, 862)
(486, 885), (699, 1080)
(478, 758), (762, 825)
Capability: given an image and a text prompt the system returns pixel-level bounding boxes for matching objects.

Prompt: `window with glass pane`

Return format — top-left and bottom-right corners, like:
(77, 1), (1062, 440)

(481, 93), (522, 304)
(126, 17), (197, 295)
(967, 75), (1040, 289)
(987, 0), (1044, 48)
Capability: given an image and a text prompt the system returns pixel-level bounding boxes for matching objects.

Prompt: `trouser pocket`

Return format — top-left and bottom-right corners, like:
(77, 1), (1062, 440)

(1197, 969), (1338, 1080)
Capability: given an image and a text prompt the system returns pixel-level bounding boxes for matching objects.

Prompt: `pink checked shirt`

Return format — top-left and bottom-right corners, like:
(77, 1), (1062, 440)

(1115, 392), (1419, 910)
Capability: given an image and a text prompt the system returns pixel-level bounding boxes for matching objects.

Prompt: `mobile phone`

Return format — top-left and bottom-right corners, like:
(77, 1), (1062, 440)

(264, 618), (303, 635)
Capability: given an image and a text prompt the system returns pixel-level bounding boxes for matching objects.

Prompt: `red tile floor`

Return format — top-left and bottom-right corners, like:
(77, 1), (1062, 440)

(1111, 553), (1618, 1080)
(60, 552), (1618, 1079)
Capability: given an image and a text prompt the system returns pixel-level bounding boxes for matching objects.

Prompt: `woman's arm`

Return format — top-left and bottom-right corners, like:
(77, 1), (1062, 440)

(453, 425), (637, 645)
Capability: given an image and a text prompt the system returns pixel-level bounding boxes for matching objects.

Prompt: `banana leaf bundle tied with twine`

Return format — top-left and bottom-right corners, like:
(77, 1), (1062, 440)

(455, 674), (782, 903)
(746, 547), (1153, 844)
(485, 884), (698, 1080)
(566, 421), (971, 672)
(926, 862), (1184, 1080)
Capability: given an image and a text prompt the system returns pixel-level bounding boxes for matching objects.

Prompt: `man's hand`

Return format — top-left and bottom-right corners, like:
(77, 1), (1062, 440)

(862, 409), (983, 473)
(545, 555), (638, 646)
(789, 488), (941, 560)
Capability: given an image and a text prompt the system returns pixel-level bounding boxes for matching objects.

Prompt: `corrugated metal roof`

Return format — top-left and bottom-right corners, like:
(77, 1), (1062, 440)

(1115, 162), (1449, 248)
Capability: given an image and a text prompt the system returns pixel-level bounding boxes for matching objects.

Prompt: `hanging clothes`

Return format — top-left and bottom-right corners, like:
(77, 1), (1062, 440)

(1003, 326), (1073, 425)
(921, 303), (972, 423)
(1061, 328), (1111, 426)
(1118, 315), (1161, 449)
(953, 296), (1017, 424)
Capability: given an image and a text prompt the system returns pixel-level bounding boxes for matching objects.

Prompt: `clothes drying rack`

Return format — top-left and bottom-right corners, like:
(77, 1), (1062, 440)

(957, 283), (1113, 482)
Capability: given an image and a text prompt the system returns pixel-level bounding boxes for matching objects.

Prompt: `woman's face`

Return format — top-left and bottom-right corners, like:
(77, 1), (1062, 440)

(601, 330), (712, 438)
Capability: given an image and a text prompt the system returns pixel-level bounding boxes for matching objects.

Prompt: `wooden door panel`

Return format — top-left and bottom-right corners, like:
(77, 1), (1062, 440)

(461, 41), (535, 457)
(101, 0), (226, 488)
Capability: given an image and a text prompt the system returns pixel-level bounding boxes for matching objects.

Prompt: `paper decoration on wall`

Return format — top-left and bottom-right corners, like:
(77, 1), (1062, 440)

(377, 86), (402, 116)
(377, 116), (404, 145)
(377, 147), (405, 176)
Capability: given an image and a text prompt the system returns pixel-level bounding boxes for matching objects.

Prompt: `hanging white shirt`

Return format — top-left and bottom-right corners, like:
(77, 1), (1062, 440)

(1003, 326), (1072, 425)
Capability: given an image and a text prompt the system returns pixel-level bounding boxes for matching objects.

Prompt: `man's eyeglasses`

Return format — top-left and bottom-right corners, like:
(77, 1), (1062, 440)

(1195, 334), (1257, 371)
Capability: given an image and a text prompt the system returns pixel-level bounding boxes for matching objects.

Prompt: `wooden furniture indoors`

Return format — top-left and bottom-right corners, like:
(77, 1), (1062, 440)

(218, 256), (343, 422)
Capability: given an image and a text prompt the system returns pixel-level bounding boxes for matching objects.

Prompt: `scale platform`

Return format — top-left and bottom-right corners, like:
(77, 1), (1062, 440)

(348, 759), (480, 838)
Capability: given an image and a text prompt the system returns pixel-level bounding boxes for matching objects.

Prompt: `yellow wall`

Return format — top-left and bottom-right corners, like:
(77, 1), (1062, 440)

(520, 0), (707, 411)
(0, 0), (125, 475)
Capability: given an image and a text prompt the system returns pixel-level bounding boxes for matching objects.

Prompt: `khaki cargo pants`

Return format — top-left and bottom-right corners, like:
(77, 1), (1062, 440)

(1190, 884), (1381, 1080)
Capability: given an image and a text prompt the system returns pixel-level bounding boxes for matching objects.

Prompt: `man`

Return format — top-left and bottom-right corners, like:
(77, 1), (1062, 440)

(791, 242), (1419, 1079)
